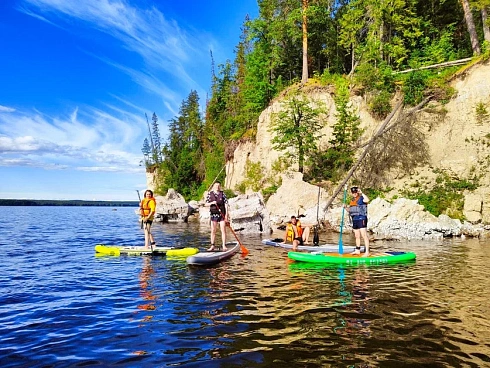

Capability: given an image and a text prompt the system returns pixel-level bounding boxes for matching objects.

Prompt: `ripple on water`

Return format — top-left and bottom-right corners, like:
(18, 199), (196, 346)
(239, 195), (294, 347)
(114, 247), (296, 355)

(1, 208), (490, 367)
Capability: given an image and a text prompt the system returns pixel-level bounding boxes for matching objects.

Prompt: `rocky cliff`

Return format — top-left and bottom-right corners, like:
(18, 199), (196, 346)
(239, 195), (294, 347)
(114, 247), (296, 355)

(226, 62), (490, 225)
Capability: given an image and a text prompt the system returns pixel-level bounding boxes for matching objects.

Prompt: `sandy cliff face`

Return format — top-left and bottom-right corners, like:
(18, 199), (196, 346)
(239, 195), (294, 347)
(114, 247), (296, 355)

(226, 62), (490, 223)
(225, 90), (378, 190)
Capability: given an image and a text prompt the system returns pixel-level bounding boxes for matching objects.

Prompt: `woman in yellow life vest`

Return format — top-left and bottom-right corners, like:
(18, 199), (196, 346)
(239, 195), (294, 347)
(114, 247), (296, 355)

(140, 189), (156, 249)
(283, 215), (311, 251)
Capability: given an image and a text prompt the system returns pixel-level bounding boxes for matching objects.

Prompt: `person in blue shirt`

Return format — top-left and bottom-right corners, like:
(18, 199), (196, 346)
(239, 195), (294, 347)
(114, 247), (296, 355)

(347, 186), (370, 256)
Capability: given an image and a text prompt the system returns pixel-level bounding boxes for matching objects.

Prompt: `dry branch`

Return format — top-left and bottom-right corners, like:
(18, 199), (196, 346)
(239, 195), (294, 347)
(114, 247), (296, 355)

(322, 95), (432, 214)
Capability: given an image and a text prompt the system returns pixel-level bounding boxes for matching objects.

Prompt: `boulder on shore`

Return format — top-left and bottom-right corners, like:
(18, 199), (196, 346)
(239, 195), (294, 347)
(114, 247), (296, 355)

(155, 188), (192, 222)
(199, 192), (271, 234)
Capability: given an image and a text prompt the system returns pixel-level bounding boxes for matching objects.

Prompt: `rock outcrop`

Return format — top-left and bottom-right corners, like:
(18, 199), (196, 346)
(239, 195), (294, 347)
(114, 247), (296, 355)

(154, 189), (192, 222)
(266, 171), (330, 226)
(224, 62), (490, 228)
(322, 197), (490, 239)
(199, 192), (271, 234)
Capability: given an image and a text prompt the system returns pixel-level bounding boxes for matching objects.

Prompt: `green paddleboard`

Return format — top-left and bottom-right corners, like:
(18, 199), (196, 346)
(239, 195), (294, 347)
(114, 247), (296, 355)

(288, 251), (416, 265)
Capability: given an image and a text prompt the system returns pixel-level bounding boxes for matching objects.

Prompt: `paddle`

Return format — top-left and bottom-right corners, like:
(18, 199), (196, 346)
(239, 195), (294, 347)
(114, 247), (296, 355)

(227, 222), (249, 255)
(214, 205), (249, 255)
(136, 190), (143, 229)
(313, 186), (320, 246)
(338, 184), (348, 255)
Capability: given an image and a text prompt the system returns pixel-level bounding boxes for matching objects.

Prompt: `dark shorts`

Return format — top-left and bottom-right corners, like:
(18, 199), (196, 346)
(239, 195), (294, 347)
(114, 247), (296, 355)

(352, 218), (367, 230)
(294, 237), (304, 245)
(210, 213), (224, 222)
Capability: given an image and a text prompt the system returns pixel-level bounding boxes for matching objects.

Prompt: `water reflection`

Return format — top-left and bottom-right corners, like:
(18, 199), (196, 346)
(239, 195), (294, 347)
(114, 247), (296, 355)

(2, 207), (490, 367)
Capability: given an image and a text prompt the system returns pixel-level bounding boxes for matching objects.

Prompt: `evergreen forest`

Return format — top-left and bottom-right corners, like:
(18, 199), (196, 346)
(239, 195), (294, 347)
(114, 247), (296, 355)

(142, 0), (490, 202)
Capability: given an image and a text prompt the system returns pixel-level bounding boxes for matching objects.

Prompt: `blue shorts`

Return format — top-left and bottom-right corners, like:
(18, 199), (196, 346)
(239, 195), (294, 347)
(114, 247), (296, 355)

(352, 218), (367, 230)
(210, 213), (224, 222)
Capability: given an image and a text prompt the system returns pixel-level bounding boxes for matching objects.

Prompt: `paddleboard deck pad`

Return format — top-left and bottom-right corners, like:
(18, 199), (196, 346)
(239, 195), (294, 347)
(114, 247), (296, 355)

(186, 242), (240, 266)
(94, 244), (198, 256)
(288, 251), (416, 265)
(262, 238), (364, 253)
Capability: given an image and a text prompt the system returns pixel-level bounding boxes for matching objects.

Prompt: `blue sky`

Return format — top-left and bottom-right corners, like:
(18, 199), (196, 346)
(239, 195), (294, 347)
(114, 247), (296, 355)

(0, 0), (257, 201)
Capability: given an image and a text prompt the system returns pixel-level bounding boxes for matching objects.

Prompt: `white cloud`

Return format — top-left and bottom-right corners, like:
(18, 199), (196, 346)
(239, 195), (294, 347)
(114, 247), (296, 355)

(0, 105), (16, 113)
(0, 106), (148, 174)
(20, 0), (213, 96)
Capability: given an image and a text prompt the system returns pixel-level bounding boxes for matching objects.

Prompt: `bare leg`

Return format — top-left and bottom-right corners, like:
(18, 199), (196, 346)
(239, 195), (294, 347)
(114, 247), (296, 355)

(352, 229), (361, 254)
(360, 227), (370, 256)
(147, 223), (155, 245)
(292, 239), (300, 251)
(144, 223), (154, 249)
(302, 227), (311, 244)
(219, 220), (227, 251)
(208, 221), (217, 251)
(144, 225), (150, 248)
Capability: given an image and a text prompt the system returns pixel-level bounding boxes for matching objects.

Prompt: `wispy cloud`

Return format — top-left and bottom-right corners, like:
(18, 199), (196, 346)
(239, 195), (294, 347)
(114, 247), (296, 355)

(0, 105), (16, 113)
(20, 0), (213, 97)
(0, 106), (146, 173)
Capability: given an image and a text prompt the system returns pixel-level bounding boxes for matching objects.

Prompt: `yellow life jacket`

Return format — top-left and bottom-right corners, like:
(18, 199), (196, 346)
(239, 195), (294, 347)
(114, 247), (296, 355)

(286, 220), (303, 242)
(140, 197), (156, 218)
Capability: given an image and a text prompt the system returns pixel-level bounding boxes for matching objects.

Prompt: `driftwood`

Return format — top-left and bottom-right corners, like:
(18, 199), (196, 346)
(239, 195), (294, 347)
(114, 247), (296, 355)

(322, 96), (432, 214)
(393, 57), (472, 74)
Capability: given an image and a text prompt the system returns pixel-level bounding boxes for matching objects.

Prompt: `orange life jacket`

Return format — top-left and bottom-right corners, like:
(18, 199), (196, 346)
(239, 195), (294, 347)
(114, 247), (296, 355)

(286, 220), (303, 242)
(140, 197), (156, 218)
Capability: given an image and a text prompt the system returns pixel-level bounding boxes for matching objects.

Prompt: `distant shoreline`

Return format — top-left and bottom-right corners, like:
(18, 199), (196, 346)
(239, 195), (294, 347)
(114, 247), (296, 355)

(0, 199), (138, 207)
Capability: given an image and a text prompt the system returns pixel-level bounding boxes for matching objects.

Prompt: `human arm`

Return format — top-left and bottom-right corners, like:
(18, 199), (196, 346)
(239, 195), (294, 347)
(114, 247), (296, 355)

(359, 189), (369, 203)
(223, 193), (230, 222)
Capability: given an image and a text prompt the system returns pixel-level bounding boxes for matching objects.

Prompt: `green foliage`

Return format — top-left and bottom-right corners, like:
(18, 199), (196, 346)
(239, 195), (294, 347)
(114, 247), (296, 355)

(401, 173), (478, 218)
(262, 184), (279, 202)
(160, 91), (204, 200)
(354, 63), (395, 94)
(402, 71), (429, 105)
(369, 89), (393, 119)
(223, 189), (236, 199)
(475, 102), (489, 125)
(270, 89), (327, 173)
(308, 80), (363, 182)
(156, 0), (480, 199)
(242, 160), (265, 192)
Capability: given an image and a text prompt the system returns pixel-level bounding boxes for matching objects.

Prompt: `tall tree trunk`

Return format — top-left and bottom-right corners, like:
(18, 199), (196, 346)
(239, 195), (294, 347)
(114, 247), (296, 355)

(461, 0), (481, 55)
(301, 0), (309, 84)
(482, 6), (490, 43)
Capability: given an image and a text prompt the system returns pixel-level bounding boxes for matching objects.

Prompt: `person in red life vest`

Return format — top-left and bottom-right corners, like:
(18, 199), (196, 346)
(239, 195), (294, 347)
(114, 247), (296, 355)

(284, 215), (311, 251)
(346, 186), (370, 256)
(205, 181), (230, 251)
(140, 189), (156, 249)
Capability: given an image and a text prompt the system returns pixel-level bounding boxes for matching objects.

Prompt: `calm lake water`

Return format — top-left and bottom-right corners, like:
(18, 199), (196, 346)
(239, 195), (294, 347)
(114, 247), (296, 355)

(1, 206), (490, 367)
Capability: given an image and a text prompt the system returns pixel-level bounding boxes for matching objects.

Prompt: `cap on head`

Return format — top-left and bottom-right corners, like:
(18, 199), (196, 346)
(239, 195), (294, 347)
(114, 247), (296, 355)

(350, 186), (358, 193)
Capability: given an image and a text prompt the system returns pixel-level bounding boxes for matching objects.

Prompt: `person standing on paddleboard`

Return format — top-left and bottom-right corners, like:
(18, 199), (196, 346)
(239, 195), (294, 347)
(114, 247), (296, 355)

(346, 186), (370, 256)
(205, 181), (230, 251)
(140, 189), (156, 249)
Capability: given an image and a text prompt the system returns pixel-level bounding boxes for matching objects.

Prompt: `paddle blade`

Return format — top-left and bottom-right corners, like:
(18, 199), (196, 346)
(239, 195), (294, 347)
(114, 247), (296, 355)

(227, 223), (249, 255)
(313, 226), (319, 246)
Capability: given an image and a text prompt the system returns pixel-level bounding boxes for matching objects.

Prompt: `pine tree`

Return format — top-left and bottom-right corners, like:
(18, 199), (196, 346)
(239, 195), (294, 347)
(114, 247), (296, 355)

(151, 113), (163, 164)
(141, 138), (151, 166)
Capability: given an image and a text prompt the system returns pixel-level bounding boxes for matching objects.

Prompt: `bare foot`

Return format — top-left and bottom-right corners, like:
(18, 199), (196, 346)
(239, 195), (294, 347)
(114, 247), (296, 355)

(362, 252), (370, 257)
(351, 250), (361, 255)
(207, 245), (215, 251)
(222, 247), (228, 252)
